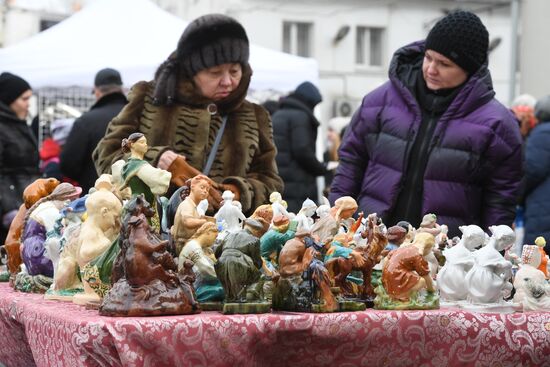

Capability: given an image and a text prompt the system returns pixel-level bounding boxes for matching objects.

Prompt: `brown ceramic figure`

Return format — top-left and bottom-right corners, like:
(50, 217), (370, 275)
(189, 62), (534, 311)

(326, 213), (388, 304)
(375, 232), (439, 310)
(273, 231), (338, 312)
(171, 175), (215, 255)
(2, 178), (59, 284)
(100, 194), (199, 316)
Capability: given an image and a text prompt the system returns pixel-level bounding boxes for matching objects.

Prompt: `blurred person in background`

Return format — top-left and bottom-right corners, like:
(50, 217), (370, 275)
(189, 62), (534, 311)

(0, 72), (39, 245)
(511, 94), (538, 140)
(93, 14), (282, 215)
(60, 68), (127, 193)
(323, 116), (350, 197)
(329, 10), (522, 238)
(272, 81), (327, 213)
(523, 95), (550, 252)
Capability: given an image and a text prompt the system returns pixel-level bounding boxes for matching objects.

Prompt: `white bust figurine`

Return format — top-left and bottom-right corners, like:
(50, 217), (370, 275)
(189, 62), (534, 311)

(513, 245), (550, 311)
(437, 225), (485, 302)
(464, 225), (515, 307)
(295, 198), (317, 231)
(214, 190), (246, 233)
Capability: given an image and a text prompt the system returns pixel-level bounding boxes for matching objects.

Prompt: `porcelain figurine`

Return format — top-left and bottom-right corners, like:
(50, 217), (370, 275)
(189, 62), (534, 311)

(178, 222), (224, 303)
(310, 196), (357, 244)
(269, 191), (291, 219)
(3, 178), (59, 283)
(214, 218), (270, 314)
(535, 237), (549, 278)
(374, 232), (439, 310)
(260, 215), (298, 267)
(67, 178), (122, 305)
(463, 225), (515, 312)
(417, 213), (442, 237)
(15, 183), (81, 293)
(171, 175), (215, 256)
(295, 198), (317, 231)
(100, 195), (199, 316)
(250, 204), (273, 234)
(214, 190), (246, 233)
(44, 196), (87, 300)
(272, 230), (337, 312)
(119, 133), (171, 231)
(326, 214), (387, 305)
(513, 245), (550, 311)
(437, 225), (485, 303)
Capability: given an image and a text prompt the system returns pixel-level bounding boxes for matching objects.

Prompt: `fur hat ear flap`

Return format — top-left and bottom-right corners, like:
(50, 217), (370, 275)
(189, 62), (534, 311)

(153, 57), (179, 106)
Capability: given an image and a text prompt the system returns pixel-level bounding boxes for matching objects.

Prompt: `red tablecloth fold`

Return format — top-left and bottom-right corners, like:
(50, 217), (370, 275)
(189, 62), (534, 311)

(0, 283), (549, 367)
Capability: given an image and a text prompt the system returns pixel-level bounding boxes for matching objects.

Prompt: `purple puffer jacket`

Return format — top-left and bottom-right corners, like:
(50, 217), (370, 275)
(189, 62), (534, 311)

(329, 41), (522, 236)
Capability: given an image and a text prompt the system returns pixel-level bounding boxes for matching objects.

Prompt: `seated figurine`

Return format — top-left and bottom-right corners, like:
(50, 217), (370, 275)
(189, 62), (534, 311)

(269, 191), (291, 219)
(171, 175), (215, 255)
(464, 225), (515, 309)
(273, 231), (338, 312)
(100, 195), (199, 316)
(374, 232), (438, 310)
(513, 245), (550, 311)
(214, 218), (269, 314)
(3, 178), (59, 284)
(311, 196), (357, 244)
(295, 198), (317, 232)
(15, 183), (81, 293)
(260, 215), (298, 267)
(178, 222), (224, 303)
(437, 225), (485, 303)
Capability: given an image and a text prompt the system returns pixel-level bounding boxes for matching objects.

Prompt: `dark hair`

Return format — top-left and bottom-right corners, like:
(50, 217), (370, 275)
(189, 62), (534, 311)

(121, 132), (145, 153)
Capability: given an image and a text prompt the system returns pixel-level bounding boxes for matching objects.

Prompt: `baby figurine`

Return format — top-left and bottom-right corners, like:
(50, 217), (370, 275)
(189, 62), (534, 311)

(437, 225), (485, 303)
(513, 245), (550, 311)
(464, 225), (515, 310)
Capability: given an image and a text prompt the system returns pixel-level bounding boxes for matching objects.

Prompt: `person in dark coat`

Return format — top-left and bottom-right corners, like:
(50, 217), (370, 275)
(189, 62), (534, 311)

(60, 68), (128, 193)
(329, 10), (522, 238)
(272, 82), (327, 213)
(523, 95), (550, 252)
(0, 72), (40, 245)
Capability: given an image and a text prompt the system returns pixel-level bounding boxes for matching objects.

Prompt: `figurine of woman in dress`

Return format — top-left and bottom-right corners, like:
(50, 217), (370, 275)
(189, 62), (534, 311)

(119, 133), (171, 231)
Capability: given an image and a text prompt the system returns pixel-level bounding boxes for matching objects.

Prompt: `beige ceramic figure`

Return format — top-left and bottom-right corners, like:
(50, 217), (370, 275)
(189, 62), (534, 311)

(269, 191), (291, 219)
(71, 180), (123, 305)
(310, 196), (357, 243)
(513, 245), (550, 311)
(171, 175), (215, 255)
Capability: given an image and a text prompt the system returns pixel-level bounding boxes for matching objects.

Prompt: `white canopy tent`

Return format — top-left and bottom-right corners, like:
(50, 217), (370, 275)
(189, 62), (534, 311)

(0, 0), (319, 93)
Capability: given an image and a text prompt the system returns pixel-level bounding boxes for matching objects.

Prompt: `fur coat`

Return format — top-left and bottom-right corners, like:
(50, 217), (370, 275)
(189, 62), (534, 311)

(93, 65), (283, 214)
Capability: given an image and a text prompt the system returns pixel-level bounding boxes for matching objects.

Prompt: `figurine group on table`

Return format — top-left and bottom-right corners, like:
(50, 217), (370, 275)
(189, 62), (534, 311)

(1, 132), (549, 317)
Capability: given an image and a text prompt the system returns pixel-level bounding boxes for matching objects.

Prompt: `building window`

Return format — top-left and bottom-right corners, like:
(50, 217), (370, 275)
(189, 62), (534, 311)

(356, 26), (385, 66)
(283, 21), (313, 57)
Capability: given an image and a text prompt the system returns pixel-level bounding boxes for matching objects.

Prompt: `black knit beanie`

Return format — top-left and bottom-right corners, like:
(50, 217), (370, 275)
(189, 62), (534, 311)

(153, 14), (249, 105)
(0, 72), (32, 106)
(425, 10), (489, 74)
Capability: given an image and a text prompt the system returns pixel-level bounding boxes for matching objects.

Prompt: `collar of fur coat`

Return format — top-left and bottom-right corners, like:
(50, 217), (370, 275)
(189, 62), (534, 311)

(174, 63), (252, 115)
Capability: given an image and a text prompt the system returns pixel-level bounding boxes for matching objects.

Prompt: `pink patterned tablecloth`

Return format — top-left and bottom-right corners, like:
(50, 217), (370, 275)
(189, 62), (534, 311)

(0, 283), (549, 367)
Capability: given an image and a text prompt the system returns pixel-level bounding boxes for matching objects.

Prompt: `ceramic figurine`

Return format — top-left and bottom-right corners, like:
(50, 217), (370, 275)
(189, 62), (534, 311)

(535, 237), (549, 278)
(44, 196), (87, 300)
(417, 213), (442, 237)
(250, 204), (273, 235)
(269, 191), (290, 219)
(100, 195), (199, 316)
(437, 225), (485, 303)
(3, 178), (59, 284)
(214, 190), (246, 233)
(381, 225), (408, 256)
(295, 198), (317, 231)
(15, 183), (81, 293)
(66, 179), (122, 305)
(310, 196), (357, 244)
(171, 175), (215, 256)
(260, 215), (298, 267)
(374, 232), (439, 310)
(272, 230), (337, 312)
(326, 214), (387, 306)
(463, 225), (516, 312)
(178, 222), (224, 304)
(119, 133), (171, 231)
(513, 245), (550, 311)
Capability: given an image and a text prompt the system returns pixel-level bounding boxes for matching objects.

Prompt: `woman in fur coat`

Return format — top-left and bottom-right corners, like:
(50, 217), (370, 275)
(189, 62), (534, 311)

(93, 14), (283, 215)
